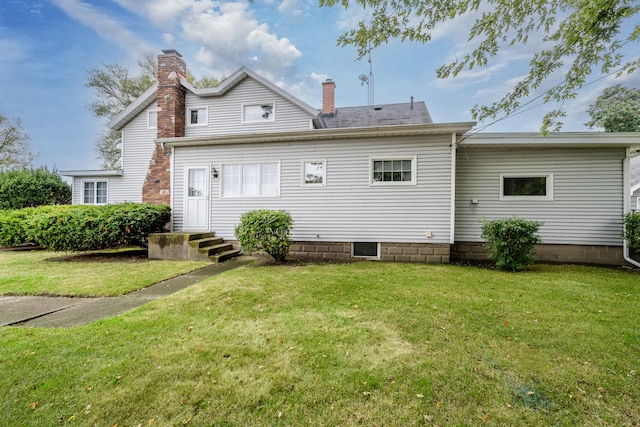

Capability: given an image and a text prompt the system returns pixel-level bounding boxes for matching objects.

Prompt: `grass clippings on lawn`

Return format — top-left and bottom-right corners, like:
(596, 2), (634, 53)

(0, 248), (208, 297)
(1, 261), (638, 426)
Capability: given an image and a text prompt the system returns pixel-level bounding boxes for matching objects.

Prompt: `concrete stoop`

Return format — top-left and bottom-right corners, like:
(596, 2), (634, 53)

(148, 232), (241, 262)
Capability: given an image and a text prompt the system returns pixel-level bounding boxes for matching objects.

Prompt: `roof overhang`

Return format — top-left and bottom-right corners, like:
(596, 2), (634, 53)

(157, 122), (476, 148)
(461, 132), (640, 149)
(60, 169), (123, 177)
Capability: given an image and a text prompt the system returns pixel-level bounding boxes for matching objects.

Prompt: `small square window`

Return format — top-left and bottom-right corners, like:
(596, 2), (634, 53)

(352, 242), (379, 259)
(303, 160), (326, 186)
(500, 174), (553, 200)
(188, 107), (207, 126)
(243, 103), (275, 122)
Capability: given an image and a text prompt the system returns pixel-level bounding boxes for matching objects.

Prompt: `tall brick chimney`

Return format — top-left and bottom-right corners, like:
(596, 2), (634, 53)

(142, 49), (187, 205)
(322, 79), (336, 115)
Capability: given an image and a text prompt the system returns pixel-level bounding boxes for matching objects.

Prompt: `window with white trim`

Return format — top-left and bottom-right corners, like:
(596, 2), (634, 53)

(370, 157), (416, 185)
(303, 160), (326, 186)
(188, 107), (207, 126)
(500, 174), (553, 200)
(222, 162), (279, 197)
(83, 180), (108, 205)
(147, 110), (157, 129)
(352, 242), (380, 260)
(243, 103), (275, 122)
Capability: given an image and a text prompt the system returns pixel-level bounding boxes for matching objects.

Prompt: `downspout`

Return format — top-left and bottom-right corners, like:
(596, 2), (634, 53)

(623, 147), (640, 268)
(450, 133), (457, 247)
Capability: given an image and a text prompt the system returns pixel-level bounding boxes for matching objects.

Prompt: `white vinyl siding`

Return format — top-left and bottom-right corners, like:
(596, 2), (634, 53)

(455, 147), (626, 246)
(171, 134), (453, 243)
(184, 78), (314, 138)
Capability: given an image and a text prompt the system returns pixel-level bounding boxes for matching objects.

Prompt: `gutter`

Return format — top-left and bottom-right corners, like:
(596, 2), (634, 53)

(450, 133), (457, 245)
(623, 147), (640, 268)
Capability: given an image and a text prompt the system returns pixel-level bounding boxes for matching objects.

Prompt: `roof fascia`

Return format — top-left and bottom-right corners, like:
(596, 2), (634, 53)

(158, 122), (476, 148)
(108, 83), (158, 131)
(461, 132), (640, 148)
(60, 169), (123, 177)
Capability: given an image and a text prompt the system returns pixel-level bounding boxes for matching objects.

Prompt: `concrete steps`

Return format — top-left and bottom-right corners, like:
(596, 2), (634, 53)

(149, 232), (241, 263)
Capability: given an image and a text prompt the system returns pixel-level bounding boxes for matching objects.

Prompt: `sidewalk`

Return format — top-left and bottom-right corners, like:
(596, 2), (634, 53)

(0, 257), (253, 328)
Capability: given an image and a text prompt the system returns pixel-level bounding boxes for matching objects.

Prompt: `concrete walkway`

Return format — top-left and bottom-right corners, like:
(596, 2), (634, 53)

(0, 257), (253, 328)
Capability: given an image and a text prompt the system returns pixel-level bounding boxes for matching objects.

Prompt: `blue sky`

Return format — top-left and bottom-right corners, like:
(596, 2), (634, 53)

(1, 0), (638, 171)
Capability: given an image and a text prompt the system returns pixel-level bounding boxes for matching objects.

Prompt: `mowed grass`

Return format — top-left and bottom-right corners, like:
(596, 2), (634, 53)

(0, 249), (208, 296)
(1, 261), (639, 426)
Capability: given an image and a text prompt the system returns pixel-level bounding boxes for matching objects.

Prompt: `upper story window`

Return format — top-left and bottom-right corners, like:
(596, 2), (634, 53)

(370, 157), (417, 185)
(188, 107), (208, 126)
(243, 103), (275, 123)
(500, 174), (553, 201)
(303, 160), (326, 186)
(148, 110), (157, 129)
(83, 180), (108, 205)
(222, 162), (279, 197)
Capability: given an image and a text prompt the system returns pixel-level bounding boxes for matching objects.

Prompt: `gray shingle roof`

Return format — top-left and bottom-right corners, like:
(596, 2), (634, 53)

(322, 101), (432, 128)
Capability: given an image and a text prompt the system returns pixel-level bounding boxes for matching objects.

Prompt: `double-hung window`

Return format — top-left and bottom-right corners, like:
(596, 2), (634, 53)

(222, 162), (279, 197)
(500, 174), (553, 200)
(83, 180), (108, 205)
(370, 157), (417, 185)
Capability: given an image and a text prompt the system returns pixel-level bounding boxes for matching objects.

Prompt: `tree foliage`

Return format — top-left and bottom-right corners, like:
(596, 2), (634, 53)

(0, 168), (71, 210)
(86, 54), (222, 169)
(320, 0), (640, 131)
(586, 84), (640, 131)
(0, 112), (34, 171)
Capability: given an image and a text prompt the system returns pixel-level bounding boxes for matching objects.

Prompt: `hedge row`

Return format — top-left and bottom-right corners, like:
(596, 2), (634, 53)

(0, 203), (170, 251)
(0, 168), (71, 210)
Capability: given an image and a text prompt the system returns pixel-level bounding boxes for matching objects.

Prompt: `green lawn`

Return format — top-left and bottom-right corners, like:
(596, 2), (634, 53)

(0, 249), (208, 296)
(1, 259), (638, 426)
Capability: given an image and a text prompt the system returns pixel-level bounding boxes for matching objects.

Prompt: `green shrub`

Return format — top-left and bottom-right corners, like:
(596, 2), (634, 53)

(0, 168), (71, 209)
(235, 210), (293, 262)
(623, 211), (640, 253)
(0, 203), (170, 251)
(480, 217), (543, 272)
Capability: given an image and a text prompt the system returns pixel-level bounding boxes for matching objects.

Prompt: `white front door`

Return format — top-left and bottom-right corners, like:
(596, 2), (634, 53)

(185, 166), (209, 230)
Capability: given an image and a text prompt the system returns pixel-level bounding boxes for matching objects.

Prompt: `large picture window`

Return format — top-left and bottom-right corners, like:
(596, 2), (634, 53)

(222, 162), (279, 197)
(370, 157), (416, 185)
(500, 174), (553, 200)
(83, 180), (107, 205)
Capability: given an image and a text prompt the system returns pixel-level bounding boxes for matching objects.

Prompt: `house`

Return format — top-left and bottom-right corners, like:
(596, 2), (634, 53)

(632, 158), (640, 212)
(63, 49), (640, 266)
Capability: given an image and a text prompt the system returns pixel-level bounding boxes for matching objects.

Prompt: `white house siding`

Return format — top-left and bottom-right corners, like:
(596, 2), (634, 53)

(184, 78), (313, 139)
(172, 134), (453, 244)
(108, 104), (159, 203)
(455, 146), (626, 246)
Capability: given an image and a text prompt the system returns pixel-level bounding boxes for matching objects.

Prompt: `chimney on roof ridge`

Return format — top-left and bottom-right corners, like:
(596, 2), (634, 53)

(322, 79), (336, 115)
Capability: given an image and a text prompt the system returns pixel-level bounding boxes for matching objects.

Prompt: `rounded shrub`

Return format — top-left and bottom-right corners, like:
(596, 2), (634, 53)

(480, 217), (543, 272)
(0, 168), (71, 209)
(235, 209), (293, 262)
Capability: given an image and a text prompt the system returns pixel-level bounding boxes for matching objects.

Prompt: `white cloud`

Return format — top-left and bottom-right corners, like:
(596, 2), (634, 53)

(310, 72), (330, 84)
(278, 0), (302, 18)
(50, 0), (155, 57)
(111, 0), (195, 29)
(181, 2), (301, 76)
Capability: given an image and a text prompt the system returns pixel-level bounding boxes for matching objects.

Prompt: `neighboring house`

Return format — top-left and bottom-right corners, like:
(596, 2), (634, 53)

(62, 50), (640, 266)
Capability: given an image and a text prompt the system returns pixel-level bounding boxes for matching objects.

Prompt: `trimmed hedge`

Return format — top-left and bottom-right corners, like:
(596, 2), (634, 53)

(0, 203), (170, 251)
(0, 168), (71, 209)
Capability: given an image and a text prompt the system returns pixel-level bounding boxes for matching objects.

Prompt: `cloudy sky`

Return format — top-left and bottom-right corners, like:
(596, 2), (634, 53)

(1, 0), (638, 171)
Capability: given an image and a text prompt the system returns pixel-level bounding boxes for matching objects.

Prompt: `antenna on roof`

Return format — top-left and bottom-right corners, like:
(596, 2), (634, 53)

(356, 41), (375, 105)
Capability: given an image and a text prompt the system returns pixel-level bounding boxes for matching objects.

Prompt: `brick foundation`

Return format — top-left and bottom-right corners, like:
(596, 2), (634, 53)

(451, 242), (628, 266)
(288, 241), (450, 263)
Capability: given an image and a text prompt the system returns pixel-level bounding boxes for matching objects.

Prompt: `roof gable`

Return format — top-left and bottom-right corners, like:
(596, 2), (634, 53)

(108, 66), (321, 131)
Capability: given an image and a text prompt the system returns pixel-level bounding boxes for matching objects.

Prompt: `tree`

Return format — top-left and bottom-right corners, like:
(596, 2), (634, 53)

(320, 0), (640, 131)
(0, 167), (71, 210)
(87, 54), (221, 169)
(586, 84), (640, 131)
(0, 112), (34, 171)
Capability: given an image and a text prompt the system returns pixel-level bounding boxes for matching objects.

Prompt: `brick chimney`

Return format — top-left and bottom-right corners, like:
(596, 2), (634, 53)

(322, 79), (336, 115)
(142, 49), (187, 205)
